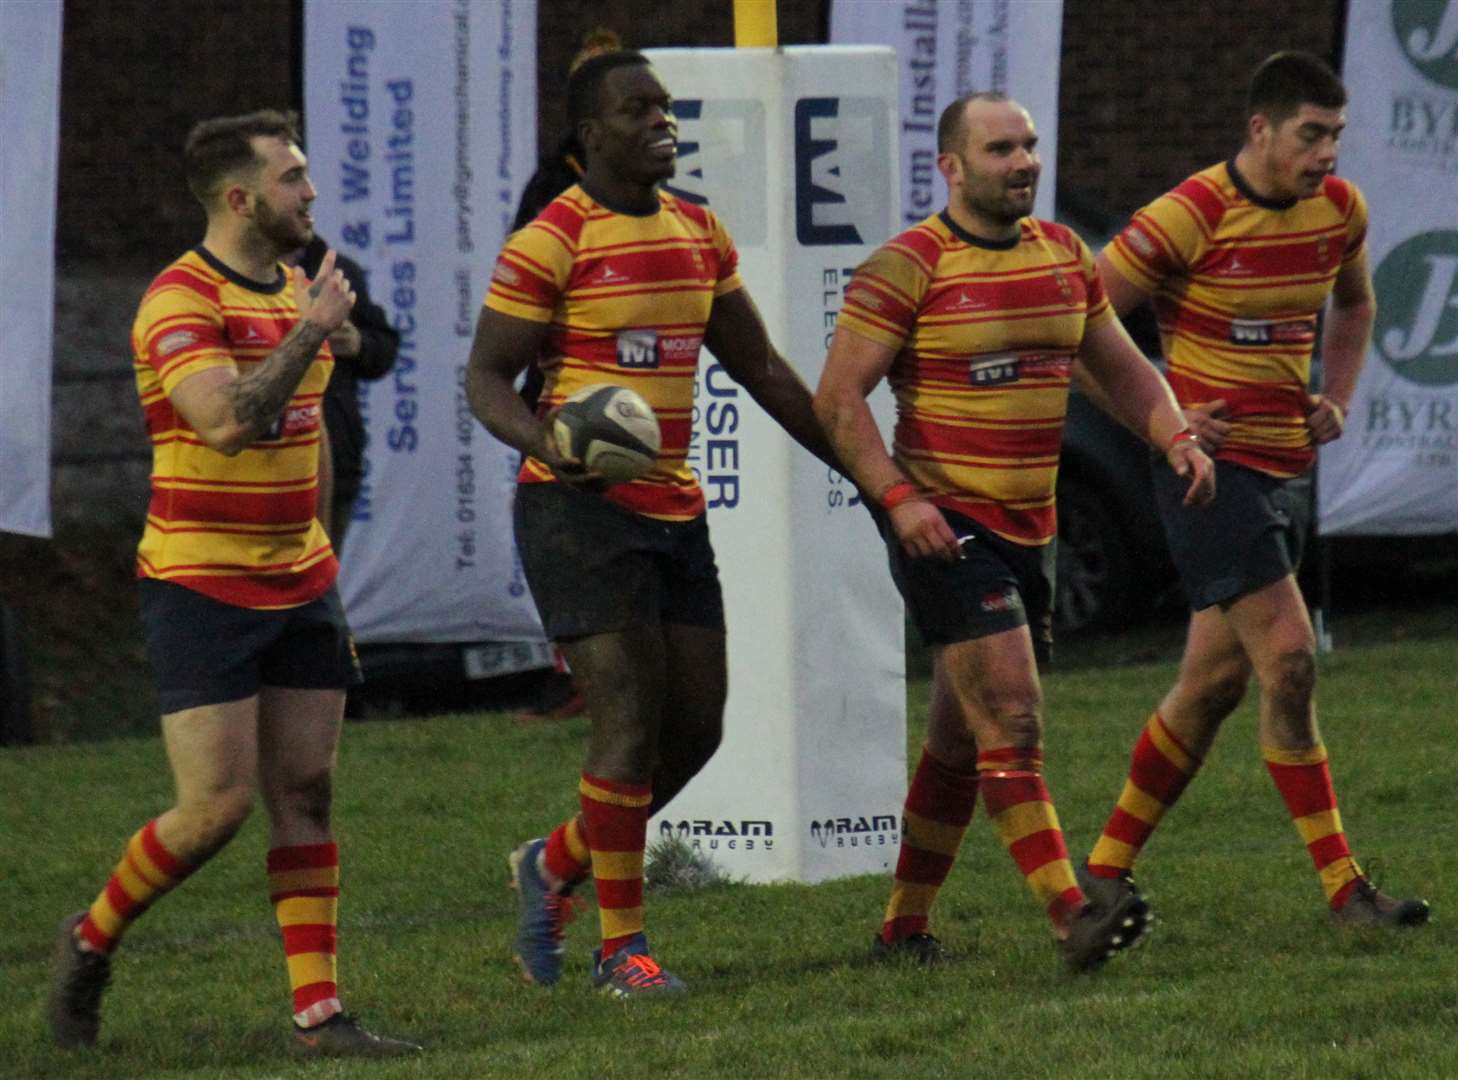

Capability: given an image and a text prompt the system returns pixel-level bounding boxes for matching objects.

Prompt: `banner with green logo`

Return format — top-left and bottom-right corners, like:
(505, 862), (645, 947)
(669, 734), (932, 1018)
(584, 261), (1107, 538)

(1320, 0), (1458, 535)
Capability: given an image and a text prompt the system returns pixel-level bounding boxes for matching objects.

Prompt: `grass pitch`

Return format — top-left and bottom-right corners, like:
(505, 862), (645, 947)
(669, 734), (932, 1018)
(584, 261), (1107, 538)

(2, 614), (1455, 1078)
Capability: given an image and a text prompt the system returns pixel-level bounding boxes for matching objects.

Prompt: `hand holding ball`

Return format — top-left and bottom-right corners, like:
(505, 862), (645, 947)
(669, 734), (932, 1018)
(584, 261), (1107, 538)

(551, 385), (661, 484)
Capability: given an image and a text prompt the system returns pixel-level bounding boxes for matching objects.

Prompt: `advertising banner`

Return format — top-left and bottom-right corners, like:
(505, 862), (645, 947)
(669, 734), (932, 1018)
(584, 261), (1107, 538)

(830, 0), (1064, 225)
(0, 1), (63, 539)
(644, 47), (906, 884)
(1321, 0), (1458, 535)
(303, 0), (544, 642)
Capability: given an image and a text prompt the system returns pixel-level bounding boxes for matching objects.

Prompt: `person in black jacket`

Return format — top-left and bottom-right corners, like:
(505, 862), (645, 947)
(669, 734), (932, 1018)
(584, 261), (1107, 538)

(294, 235), (400, 552)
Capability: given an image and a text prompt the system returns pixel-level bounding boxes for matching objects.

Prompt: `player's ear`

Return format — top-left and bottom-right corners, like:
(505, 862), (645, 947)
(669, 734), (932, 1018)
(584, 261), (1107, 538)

(1246, 112), (1269, 147)
(577, 117), (599, 156)
(223, 183), (252, 218)
(936, 151), (961, 187)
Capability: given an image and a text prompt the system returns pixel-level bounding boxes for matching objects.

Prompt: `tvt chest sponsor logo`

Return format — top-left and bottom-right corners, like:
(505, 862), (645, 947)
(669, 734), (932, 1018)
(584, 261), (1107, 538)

(794, 96), (891, 247)
(1227, 318), (1317, 346)
(659, 817), (774, 852)
(616, 329), (660, 369)
(1373, 229), (1458, 387)
(809, 813), (899, 849)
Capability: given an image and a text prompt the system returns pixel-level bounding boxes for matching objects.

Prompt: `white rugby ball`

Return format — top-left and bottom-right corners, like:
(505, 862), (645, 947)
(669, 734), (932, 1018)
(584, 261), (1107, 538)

(552, 384), (661, 484)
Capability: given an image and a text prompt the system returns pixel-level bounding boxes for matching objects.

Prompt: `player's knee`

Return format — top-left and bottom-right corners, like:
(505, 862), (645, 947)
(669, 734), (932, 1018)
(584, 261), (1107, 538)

(181, 785), (255, 854)
(978, 689), (1043, 748)
(1266, 646), (1316, 713)
(289, 770), (335, 830)
(1192, 667), (1248, 722)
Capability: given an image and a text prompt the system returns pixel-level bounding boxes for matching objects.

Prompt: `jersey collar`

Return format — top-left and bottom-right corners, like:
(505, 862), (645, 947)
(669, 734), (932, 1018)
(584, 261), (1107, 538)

(938, 210), (1022, 250)
(1224, 159), (1299, 212)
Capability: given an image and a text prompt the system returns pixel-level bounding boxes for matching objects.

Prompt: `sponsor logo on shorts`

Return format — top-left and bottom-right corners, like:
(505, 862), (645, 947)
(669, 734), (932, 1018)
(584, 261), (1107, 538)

(616, 329), (660, 369)
(980, 588), (1021, 614)
(809, 813), (899, 849)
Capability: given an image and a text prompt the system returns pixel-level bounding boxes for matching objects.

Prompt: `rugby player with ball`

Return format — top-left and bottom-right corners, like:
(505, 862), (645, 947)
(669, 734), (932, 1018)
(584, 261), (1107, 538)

(466, 50), (837, 998)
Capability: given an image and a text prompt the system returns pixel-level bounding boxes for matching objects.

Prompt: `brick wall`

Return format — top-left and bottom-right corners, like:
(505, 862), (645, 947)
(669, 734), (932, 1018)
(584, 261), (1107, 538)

(55, 0), (1344, 264)
(1058, 0), (1342, 219)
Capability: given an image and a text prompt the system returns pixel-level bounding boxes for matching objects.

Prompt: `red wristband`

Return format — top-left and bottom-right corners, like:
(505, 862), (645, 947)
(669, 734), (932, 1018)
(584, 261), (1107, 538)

(879, 480), (919, 511)
(1167, 429), (1199, 452)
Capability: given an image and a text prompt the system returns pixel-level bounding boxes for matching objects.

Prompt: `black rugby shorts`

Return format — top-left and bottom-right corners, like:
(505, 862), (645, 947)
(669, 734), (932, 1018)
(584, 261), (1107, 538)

(513, 482), (725, 641)
(1153, 457), (1311, 611)
(876, 503), (1055, 662)
(138, 580), (362, 714)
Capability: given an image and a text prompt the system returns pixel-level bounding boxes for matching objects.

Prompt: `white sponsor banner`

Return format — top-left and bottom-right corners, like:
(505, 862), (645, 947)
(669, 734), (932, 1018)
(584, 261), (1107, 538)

(0, 1), (62, 539)
(830, 0), (1064, 226)
(304, 0), (543, 641)
(645, 47), (906, 884)
(1321, 0), (1458, 535)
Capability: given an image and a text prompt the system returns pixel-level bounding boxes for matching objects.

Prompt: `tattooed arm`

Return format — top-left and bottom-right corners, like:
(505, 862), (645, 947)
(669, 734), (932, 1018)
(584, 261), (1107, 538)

(169, 250), (356, 456)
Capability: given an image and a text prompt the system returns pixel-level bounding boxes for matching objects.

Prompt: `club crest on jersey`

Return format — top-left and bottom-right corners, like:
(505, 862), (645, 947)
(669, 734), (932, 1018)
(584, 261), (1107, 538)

(1315, 236), (1331, 267)
(1051, 269), (1075, 303)
(616, 329), (660, 369)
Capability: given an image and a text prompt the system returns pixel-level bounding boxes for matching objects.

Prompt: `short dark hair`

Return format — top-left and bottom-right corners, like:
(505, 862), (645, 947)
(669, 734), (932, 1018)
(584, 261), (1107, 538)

(936, 92), (1009, 153)
(183, 109), (301, 206)
(1246, 51), (1346, 127)
(566, 50), (651, 133)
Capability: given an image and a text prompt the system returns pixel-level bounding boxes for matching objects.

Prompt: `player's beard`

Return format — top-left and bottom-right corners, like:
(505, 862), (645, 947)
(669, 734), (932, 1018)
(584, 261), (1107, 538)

(253, 194), (314, 255)
(960, 184), (1033, 229)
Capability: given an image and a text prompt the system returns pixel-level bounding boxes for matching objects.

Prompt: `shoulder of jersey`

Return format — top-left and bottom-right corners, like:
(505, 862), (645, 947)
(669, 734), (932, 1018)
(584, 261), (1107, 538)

(662, 188), (714, 229)
(1170, 166), (1231, 230)
(1029, 217), (1078, 248)
(1320, 174), (1357, 213)
(144, 251), (222, 304)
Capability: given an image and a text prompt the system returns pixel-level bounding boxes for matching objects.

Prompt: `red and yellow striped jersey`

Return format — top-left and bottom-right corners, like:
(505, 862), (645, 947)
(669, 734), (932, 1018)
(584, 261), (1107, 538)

(130, 247), (336, 609)
(1103, 161), (1367, 477)
(837, 212), (1113, 546)
(484, 184), (743, 521)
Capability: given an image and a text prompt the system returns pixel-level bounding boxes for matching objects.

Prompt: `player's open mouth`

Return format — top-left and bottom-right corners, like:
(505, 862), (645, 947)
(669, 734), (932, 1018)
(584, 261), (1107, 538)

(648, 137), (676, 162)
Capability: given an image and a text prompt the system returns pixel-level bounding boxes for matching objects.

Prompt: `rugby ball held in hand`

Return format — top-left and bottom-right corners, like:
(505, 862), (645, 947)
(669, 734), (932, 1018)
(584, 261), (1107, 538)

(552, 385), (661, 483)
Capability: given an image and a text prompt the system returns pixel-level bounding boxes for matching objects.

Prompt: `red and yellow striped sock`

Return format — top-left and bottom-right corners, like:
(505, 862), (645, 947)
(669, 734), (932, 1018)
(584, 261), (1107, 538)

(77, 819), (197, 954)
(1263, 743), (1362, 908)
(268, 843), (341, 1028)
(579, 773), (651, 958)
(977, 747), (1083, 928)
(1087, 712), (1200, 879)
(543, 812), (592, 890)
(880, 748), (979, 943)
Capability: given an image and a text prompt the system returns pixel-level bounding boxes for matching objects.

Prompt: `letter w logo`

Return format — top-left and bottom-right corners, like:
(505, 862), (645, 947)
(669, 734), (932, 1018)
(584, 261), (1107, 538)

(794, 97), (861, 246)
